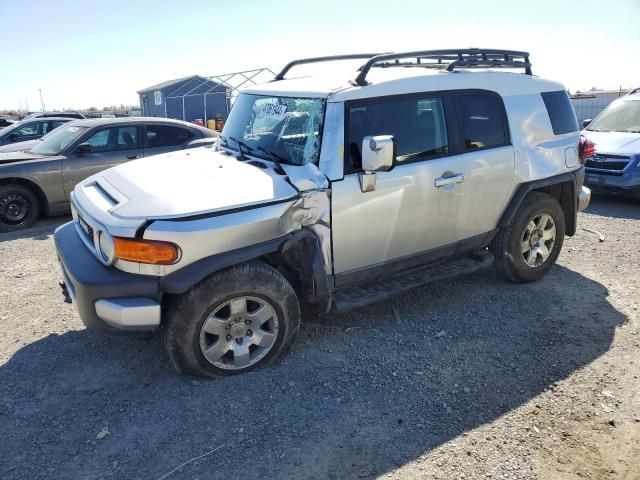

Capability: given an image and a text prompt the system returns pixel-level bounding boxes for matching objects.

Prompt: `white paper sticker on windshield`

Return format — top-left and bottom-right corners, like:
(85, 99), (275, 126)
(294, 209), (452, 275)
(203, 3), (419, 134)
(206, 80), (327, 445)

(262, 103), (287, 119)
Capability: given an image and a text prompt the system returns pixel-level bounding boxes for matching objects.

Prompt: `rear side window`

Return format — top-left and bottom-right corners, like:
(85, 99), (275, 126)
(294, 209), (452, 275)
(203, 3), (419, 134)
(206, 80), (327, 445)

(541, 90), (578, 135)
(85, 126), (138, 152)
(145, 125), (194, 148)
(457, 94), (508, 150)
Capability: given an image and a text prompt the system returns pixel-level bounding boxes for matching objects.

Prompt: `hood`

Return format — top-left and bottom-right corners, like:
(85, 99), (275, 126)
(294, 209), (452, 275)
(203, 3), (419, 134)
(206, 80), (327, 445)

(581, 130), (640, 156)
(79, 147), (300, 220)
(0, 151), (48, 165)
(0, 139), (40, 153)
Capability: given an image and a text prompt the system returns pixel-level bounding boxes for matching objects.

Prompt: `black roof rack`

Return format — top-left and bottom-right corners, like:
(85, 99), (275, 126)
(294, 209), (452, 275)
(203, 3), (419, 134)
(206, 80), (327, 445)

(272, 49), (532, 86)
(272, 53), (383, 82)
(354, 49), (531, 86)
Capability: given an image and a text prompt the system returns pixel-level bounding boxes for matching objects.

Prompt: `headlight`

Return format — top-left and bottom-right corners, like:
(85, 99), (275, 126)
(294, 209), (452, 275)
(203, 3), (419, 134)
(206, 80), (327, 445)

(97, 231), (115, 265)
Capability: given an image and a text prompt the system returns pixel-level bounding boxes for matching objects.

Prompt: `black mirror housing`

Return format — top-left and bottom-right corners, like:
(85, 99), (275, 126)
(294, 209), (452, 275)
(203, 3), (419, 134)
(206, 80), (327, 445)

(76, 142), (92, 154)
(582, 118), (592, 128)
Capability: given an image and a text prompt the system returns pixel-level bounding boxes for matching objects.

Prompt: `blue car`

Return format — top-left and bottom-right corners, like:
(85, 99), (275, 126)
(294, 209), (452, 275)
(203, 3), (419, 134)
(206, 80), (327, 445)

(581, 91), (640, 198)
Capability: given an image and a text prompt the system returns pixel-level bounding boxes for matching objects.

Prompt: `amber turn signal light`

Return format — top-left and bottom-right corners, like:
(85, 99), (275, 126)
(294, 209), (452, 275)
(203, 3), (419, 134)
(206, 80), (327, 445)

(113, 237), (179, 265)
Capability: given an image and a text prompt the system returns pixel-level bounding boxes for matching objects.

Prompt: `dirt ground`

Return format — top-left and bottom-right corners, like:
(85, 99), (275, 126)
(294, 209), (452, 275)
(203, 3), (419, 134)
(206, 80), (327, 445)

(0, 196), (639, 480)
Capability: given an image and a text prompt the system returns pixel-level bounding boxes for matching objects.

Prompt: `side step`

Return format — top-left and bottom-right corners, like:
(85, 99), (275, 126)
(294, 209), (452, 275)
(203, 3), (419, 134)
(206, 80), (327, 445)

(333, 250), (494, 312)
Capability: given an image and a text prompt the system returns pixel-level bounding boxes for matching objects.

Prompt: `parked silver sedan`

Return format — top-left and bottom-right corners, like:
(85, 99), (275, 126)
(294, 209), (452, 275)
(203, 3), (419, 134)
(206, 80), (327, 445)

(0, 117), (218, 231)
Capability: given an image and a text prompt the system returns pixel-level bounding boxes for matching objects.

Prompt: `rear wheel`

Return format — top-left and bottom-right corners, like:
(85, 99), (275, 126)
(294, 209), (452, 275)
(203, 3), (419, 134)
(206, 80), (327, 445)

(163, 261), (300, 377)
(0, 184), (40, 232)
(490, 192), (564, 283)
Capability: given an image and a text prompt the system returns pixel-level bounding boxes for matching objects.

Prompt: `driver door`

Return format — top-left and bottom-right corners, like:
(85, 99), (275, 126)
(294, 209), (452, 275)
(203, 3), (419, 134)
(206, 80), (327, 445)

(331, 93), (467, 283)
(61, 124), (142, 196)
(0, 120), (47, 145)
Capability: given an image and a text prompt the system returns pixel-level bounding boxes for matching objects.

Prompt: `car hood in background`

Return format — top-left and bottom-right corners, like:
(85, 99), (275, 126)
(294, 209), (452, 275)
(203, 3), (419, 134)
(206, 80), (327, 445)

(0, 151), (51, 165)
(581, 130), (640, 156)
(0, 139), (40, 153)
(79, 148), (300, 220)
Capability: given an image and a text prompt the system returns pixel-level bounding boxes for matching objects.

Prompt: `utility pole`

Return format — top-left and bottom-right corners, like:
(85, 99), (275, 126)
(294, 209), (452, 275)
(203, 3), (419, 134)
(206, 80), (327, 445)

(38, 89), (45, 112)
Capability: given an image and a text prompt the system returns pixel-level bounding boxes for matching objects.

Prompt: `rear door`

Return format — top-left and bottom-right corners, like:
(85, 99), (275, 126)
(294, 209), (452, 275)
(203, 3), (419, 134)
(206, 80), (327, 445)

(142, 123), (198, 157)
(61, 124), (142, 196)
(453, 92), (515, 239)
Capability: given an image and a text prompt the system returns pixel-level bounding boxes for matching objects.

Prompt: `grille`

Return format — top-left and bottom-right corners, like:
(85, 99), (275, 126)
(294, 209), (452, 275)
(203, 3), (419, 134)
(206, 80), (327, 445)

(77, 215), (94, 243)
(585, 155), (630, 171)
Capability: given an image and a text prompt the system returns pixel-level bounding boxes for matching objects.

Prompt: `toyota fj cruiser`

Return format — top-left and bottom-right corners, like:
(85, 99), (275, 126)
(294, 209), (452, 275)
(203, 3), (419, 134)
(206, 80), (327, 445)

(55, 49), (591, 377)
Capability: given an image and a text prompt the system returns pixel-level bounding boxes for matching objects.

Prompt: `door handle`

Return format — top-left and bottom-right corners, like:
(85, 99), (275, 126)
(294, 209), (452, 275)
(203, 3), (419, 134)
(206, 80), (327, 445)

(126, 154), (139, 160)
(434, 173), (464, 188)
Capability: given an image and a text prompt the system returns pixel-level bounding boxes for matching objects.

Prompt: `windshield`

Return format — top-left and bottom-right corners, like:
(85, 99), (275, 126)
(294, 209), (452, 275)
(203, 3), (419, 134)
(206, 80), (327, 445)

(587, 99), (640, 133)
(220, 93), (325, 166)
(30, 125), (88, 156)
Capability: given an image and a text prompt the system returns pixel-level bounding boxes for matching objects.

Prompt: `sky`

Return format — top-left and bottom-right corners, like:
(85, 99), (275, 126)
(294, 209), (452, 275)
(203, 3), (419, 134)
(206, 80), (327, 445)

(1, 0), (639, 111)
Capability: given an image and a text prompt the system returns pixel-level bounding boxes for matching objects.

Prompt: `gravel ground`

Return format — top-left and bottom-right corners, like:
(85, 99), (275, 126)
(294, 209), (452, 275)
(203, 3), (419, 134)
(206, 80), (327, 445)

(0, 196), (639, 480)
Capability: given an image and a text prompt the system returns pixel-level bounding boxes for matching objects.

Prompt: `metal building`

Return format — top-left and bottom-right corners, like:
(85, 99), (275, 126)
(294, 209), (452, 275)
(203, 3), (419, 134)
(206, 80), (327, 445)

(137, 68), (275, 124)
(137, 75), (229, 122)
(571, 89), (630, 125)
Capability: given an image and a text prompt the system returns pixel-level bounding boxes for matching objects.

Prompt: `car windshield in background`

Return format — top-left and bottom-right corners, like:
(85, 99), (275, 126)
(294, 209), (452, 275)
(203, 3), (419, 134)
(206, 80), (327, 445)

(587, 99), (640, 133)
(30, 125), (89, 156)
(221, 94), (325, 166)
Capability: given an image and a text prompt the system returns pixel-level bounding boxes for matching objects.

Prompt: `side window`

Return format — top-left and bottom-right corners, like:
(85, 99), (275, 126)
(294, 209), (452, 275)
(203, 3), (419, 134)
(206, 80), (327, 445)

(84, 126), (138, 153)
(49, 120), (68, 131)
(115, 126), (138, 149)
(457, 94), (508, 150)
(347, 96), (449, 171)
(85, 129), (111, 152)
(14, 122), (43, 138)
(145, 125), (194, 148)
(541, 90), (579, 135)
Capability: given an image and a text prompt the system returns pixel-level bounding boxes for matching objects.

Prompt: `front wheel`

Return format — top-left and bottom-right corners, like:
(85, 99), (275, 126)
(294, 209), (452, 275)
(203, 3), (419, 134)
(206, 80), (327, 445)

(163, 261), (300, 377)
(490, 192), (565, 283)
(0, 184), (40, 232)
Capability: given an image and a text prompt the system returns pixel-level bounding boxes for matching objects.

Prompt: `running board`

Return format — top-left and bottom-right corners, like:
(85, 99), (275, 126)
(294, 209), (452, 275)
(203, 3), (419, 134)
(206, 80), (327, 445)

(333, 250), (494, 312)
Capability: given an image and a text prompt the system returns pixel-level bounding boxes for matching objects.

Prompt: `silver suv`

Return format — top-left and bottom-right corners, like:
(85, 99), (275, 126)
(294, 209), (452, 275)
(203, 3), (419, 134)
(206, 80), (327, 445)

(55, 49), (591, 377)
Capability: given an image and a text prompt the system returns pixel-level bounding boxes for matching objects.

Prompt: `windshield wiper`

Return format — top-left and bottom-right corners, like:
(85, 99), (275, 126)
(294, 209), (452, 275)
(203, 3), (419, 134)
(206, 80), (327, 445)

(257, 146), (286, 172)
(229, 136), (255, 161)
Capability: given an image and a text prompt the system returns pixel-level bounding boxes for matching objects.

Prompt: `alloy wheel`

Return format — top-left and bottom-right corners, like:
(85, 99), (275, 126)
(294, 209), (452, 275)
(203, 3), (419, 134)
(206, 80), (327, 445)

(520, 213), (556, 268)
(199, 296), (279, 370)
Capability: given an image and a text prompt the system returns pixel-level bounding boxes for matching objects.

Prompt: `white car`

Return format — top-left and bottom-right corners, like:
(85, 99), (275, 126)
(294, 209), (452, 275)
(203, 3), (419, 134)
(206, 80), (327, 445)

(56, 49), (590, 377)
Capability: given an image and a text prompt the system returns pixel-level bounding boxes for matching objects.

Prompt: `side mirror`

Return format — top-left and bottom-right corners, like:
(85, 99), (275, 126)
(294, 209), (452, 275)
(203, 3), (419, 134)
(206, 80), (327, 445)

(582, 119), (592, 128)
(76, 143), (92, 154)
(359, 135), (395, 192)
(362, 135), (394, 171)
(9, 133), (18, 142)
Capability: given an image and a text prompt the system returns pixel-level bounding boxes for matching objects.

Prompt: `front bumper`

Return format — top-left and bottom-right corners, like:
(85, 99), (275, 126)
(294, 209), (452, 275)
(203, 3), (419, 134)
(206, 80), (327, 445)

(55, 221), (162, 333)
(585, 169), (640, 198)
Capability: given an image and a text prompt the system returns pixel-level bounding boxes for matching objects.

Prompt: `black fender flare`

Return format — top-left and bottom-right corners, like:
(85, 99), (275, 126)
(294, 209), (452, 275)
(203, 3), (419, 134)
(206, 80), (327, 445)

(498, 167), (583, 236)
(161, 228), (330, 303)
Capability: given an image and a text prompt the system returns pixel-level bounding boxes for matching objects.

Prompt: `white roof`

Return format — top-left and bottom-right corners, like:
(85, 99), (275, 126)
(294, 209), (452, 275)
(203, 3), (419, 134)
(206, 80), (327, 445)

(242, 68), (566, 102)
